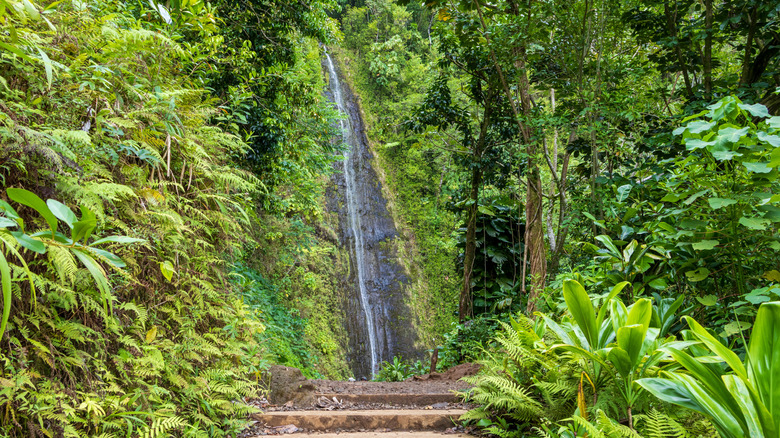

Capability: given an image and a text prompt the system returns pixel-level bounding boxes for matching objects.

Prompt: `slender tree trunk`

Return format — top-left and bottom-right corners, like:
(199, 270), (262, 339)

(704, 0), (713, 100)
(664, 1), (693, 98)
(472, 0), (547, 314)
(460, 166), (480, 321)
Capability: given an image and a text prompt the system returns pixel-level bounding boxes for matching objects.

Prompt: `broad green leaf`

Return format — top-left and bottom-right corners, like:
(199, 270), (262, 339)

(661, 193), (683, 203)
(21, 0), (40, 20)
(722, 376), (770, 438)
(91, 235), (145, 245)
(10, 231), (45, 254)
(739, 216), (769, 230)
(637, 377), (706, 414)
(667, 372), (747, 438)
(160, 261), (175, 281)
(685, 139), (715, 150)
(739, 103), (771, 119)
(744, 162), (772, 174)
(682, 120), (716, 135)
(46, 200), (76, 229)
(626, 299), (652, 328)
(595, 235), (621, 258)
(723, 321), (752, 337)
(757, 132), (780, 147)
(692, 240), (719, 251)
(563, 279), (598, 350)
(747, 302), (780, 433)
(686, 268), (711, 283)
(684, 190), (708, 205)
(685, 316), (748, 380)
(7, 188), (58, 234)
(607, 347), (632, 378)
(72, 249), (112, 318)
(708, 198), (738, 209)
(616, 184), (632, 202)
(696, 295), (718, 307)
(37, 48), (52, 89)
(616, 324), (646, 369)
(72, 206), (96, 242)
(0, 250), (10, 341)
(0, 218), (17, 228)
(87, 247), (125, 268)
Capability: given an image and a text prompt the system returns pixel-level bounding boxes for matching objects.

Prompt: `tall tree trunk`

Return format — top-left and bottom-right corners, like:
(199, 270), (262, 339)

(472, 0), (547, 314)
(459, 167), (480, 321)
(704, 0), (713, 100)
(664, 1), (693, 98)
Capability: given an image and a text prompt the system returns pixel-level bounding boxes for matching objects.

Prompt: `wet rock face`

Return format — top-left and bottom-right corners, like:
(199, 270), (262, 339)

(324, 54), (422, 379)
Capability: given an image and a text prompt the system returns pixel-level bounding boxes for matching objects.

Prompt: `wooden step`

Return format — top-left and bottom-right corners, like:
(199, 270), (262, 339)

(252, 409), (467, 431)
(316, 393), (461, 406)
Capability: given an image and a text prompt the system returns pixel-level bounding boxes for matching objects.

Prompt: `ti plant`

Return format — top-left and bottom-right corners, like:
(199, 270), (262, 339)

(639, 301), (780, 438)
(540, 279), (677, 428)
(0, 188), (144, 336)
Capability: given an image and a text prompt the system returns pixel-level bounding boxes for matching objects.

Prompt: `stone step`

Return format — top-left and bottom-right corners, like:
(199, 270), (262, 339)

(272, 433), (469, 438)
(252, 409), (467, 431)
(316, 393), (460, 406)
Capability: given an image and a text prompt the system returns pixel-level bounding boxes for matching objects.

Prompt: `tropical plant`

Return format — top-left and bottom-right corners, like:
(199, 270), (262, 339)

(639, 301), (780, 438)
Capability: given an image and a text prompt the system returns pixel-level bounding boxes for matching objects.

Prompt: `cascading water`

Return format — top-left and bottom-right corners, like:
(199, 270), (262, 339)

(323, 51), (422, 379)
(325, 52), (378, 376)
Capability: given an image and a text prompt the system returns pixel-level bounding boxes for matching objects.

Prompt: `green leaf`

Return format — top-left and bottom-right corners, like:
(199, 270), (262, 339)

(708, 198), (738, 209)
(91, 235), (145, 245)
(685, 316), (748, 380)
(563, 279), (598, 350)
(0, 251), (11, 341)
(72, 249), (112, 318)
(747, 302), (780, 432)
(72, 206), (96, 242)
(683, 120), (716, 135)
(684, 190), (708, 205)
(616, 184), (632, 202)
(696, 294), (718, 306)
(686, 268), (711, 282)
(46, 200), (76, 229)
(10, 231), (45, 254)
(617, 324), (647, 370)
(692, 240), (719, 251)
(6, 188), (58, 234)
(37, 48), (52, 89)
(757, 132), (780, 147)
(685, 139), (715, 150)
(661, 193), (683, 203)
(739, 216), (769, 230)
(160, 261), (175, 282)
(739, 103), (770, 119)
(0, 218), (17, 229)
(723, 321), (752, 337)
(87, 247), (125, 269)
(744, 162), (772, 174)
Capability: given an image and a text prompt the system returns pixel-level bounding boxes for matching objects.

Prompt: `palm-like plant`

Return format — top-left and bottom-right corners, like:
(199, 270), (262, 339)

(638, 301), (780, 438)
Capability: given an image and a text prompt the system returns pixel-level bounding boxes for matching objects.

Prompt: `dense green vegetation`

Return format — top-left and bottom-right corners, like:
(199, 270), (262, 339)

(334, 0), (780, 436)
(2, 0), (780, 437)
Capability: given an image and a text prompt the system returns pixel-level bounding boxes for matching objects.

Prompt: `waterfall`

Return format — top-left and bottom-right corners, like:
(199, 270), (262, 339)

(325, 52), (379, 376)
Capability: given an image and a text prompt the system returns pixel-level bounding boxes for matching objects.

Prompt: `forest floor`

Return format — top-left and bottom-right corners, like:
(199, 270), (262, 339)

(241, 364), (480, 436)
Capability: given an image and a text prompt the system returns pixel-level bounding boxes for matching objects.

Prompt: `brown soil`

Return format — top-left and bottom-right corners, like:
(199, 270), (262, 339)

(312, 363), (480, 396)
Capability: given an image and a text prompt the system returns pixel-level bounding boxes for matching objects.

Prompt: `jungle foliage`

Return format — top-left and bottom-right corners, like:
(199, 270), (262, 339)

(334, 0), (780, 436)
(0, 0), (345, 436)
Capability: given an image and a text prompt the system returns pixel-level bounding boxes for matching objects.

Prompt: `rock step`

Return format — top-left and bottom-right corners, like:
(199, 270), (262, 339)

(316, 393), (460, 405)
(252, 409), (467, 431)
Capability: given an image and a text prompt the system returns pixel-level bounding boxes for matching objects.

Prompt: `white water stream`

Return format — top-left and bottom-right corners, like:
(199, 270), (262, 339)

(325, 52), (379, 376)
